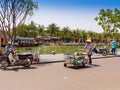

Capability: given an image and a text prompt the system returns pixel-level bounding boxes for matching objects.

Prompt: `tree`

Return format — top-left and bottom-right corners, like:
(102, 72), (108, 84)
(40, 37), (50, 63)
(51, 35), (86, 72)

(62, 27), (71, 42)
(95, 8), (120, 42)
(27, 21), (38, 37)
(80, 30), (87, 43)
(37, 25), (45, 36)
(87, 31), (94, 40)
(112, 8), (120, 31)
(46, 23), (59, 36)
(16, 21), (38, 37)
(0, 0), (38, 43)
(16, 24), (29, 37)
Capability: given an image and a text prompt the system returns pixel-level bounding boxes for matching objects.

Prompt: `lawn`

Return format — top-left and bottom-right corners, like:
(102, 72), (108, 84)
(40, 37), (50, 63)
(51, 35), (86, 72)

(2, 44), (118, 55)
(14, 45), (84, 54)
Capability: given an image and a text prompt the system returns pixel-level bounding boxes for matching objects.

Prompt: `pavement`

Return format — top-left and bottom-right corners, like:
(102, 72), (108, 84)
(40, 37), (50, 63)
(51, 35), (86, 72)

(1, 57), (120, 90)
(34, 52), (120, 64)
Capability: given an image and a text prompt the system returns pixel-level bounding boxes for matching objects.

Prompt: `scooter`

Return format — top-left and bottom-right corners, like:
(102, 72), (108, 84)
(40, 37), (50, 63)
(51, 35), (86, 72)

(0, 49), (33, 69)
(93, 47), (109, 56)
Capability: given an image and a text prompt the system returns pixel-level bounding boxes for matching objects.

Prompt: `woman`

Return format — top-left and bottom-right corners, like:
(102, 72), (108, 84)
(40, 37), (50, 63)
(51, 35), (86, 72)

(83, 39), (92, 65)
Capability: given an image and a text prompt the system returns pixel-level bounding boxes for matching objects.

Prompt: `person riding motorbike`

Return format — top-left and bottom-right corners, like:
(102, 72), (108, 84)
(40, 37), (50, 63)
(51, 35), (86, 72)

(5, 41), (15, 64)
(5, 41), (14, 56)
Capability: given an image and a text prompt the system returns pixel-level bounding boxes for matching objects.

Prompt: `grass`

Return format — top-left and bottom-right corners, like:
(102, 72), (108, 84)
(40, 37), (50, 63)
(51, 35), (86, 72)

(2, 44), (118, 55)
(12, 45), (84, 54)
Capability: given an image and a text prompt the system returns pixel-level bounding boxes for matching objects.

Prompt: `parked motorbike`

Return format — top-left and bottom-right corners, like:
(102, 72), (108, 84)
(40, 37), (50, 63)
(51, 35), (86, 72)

(93, 48), (109, 56)
(0, 49), (33, 69)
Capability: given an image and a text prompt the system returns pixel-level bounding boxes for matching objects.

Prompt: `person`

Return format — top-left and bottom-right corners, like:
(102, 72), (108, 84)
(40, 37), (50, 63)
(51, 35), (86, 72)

(92, 41), (98, 54)
(5, 41), (14, 55)
(111, 39), (117, 55)
(83, 39), (93, 65)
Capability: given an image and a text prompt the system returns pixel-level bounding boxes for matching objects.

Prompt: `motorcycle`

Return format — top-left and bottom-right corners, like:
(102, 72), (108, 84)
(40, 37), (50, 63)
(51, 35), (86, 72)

(93, 47), (109, 56)
(0, 49), (33, 69)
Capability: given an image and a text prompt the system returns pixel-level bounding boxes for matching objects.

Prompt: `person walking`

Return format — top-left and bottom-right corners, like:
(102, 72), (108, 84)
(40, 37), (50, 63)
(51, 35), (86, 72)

(111, 39), (117, 55)
(92, 41), (98, 54)
(83, 39), (93, 65)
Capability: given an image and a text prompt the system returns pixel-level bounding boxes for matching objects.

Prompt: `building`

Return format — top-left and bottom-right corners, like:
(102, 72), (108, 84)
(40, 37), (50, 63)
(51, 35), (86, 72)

(0, 30), (6, 47)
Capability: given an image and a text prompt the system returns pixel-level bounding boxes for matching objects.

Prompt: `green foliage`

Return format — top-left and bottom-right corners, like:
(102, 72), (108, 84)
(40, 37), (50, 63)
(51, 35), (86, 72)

(95, 8), (120, 34)
(15, 46), (83, 54)
(0, 0), (38, 42)
(46, 23), (59, 36)
(17, 21), (38, 37)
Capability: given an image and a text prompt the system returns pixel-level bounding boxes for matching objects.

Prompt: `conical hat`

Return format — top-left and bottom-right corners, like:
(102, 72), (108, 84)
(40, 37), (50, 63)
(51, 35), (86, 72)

(8, 41), (11, 44)
(86, 39), (91, 43)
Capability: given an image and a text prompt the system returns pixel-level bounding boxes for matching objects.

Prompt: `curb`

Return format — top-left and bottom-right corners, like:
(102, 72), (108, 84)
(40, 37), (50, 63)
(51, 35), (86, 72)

(92, 55), (120, 59)
(33, 55), (120, 64)
(33, 60), (65, 64)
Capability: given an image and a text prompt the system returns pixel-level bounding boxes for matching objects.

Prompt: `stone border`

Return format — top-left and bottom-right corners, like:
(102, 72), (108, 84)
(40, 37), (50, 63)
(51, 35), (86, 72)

(33, 55), (120, 64)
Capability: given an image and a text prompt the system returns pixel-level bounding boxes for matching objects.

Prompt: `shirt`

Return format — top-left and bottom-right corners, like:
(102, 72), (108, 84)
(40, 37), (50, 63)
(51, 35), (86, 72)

(5, 45), (14, 52)
(111, 41), (117, 48)
(84, 43), (92, 54)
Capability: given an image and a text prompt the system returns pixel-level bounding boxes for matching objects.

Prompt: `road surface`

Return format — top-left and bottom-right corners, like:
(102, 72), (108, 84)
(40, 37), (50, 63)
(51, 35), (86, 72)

(0, 57), (120, 90)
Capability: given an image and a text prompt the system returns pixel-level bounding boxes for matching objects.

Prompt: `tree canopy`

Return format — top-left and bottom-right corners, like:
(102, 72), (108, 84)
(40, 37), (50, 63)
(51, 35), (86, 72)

(95, 8), (120, 41)
(0, 0), (38, 42)
(17, 21), (120, 43)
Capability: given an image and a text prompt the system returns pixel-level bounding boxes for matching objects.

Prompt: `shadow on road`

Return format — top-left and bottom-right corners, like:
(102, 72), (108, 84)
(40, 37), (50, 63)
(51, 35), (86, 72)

(65, 64), (101, 70)
(1, 66), (37, 72)
(34, 62), (54, 67)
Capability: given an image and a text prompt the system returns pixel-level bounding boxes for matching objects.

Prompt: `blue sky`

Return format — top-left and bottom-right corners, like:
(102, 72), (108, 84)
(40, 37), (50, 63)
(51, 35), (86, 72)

(28, 0), (120, 32)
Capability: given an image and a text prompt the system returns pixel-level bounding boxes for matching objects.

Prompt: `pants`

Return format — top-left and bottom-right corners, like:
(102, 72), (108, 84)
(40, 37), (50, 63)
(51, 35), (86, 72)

(112, 48), (116, 55)
(93, 48), (98, 54)
(88, 54), (92, 64)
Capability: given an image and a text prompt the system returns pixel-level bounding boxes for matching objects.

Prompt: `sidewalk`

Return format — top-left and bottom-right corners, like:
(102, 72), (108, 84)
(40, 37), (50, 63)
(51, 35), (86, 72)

(33, 53), (120, 64)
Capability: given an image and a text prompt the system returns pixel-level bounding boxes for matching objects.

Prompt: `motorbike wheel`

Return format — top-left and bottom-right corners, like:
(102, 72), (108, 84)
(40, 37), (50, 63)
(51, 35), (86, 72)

(23, 59), (31, 67)
(82, 63), (85, 67)
(102, 50), (107, 56)
(0, 60), (8, 69)
(64, 63), (67, 67)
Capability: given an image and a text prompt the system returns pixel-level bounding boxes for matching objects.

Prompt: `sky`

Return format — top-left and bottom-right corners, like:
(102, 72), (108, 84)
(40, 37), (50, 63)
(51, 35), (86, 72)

(27, 0), (120, 32)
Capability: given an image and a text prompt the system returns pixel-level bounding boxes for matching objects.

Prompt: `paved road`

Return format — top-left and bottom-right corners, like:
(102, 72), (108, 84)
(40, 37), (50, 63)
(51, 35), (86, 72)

(0, 57), (120, 90)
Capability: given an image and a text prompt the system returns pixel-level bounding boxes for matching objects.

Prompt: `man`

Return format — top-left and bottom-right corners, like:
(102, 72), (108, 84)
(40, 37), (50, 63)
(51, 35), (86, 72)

(111, 39), (117, 55)
(5, 41), (14, 55)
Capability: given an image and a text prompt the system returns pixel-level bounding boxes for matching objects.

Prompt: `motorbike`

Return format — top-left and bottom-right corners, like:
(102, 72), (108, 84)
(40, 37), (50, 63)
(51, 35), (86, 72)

(0, 49), (33, 69)
(93, 47), (109, 56)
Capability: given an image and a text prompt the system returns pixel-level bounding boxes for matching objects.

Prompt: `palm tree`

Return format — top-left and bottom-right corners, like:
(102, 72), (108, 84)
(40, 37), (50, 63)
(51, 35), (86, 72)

(27, 21), (38, 37)
(80, 30), (87, 43)
(61, 27), (71, 42)
(71, 29), (81, 43)
(46, 23), (58, 36)
(37, 25), (45, 36)
(87, 31), (95, 41)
